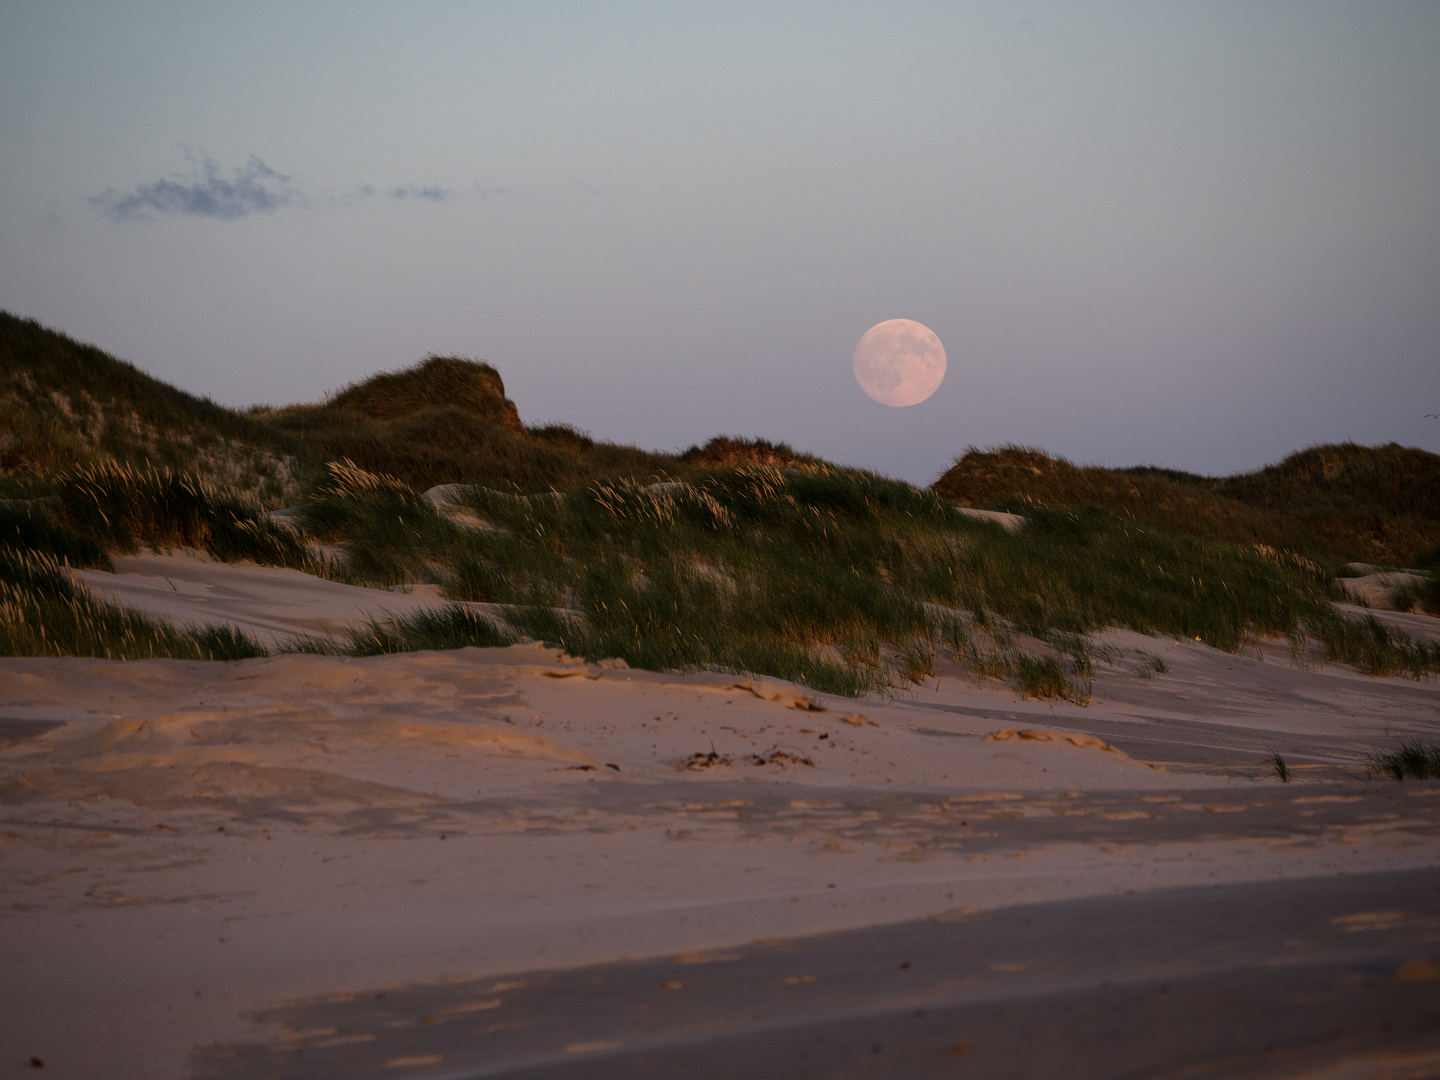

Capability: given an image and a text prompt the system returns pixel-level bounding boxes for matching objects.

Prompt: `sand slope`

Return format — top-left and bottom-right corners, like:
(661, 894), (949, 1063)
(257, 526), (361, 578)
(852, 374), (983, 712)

(73, 549), (504, 647)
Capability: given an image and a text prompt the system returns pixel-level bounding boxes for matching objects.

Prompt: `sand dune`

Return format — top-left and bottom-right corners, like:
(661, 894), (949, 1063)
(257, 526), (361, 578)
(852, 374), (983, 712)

(1334, 569), (1432, 612)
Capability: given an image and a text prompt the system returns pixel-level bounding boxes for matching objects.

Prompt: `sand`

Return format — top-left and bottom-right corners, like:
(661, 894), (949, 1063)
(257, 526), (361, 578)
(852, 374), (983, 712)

(2, 555), (1439, 1077)
(1335, 569), (1431, 612)
(73, 549), (508, 648)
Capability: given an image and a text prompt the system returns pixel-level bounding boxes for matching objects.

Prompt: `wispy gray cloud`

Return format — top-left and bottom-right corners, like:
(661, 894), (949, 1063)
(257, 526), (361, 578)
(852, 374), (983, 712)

(388, 184), (452, 201)
(93, 151), (487, 221)
(92, 153), (300, 222)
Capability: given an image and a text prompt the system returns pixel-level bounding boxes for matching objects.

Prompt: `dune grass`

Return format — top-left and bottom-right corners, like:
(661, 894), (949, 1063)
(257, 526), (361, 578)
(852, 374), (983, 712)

(1269, 751), (1291, 782)
(282, 464), (1084, 695)
(1369, 740), (1440, 781)
(346, 605), (519, 656)
(0, 546), (266, 661)
(297, 459), (466, 587)
(1317, 612), (1440, 678)
(39, 460), (324, 573)
(255, 358), (680, 493)
(1423, 575), (1440, 616)
(2, 311), (682, 499)
(1, 498), (110, 570)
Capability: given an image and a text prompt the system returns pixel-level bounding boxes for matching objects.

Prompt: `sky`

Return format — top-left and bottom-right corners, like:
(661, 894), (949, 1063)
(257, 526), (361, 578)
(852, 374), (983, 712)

(2, 1), (1438, 485)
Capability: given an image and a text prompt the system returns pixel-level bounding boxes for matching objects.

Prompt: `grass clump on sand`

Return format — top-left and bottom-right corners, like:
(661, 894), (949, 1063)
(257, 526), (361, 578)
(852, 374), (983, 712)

(1407, 545), (1440, 615)
(434, 468), (940, 697)
(297, 459), (465, 587)
(0, 546), (266, 661)
(1369, 740), (1440, 781)
(1316, 613), (1440, 679)
(347, 605), (519, 656)
(0, 499), (110, 570)
(1423, 574), (1440, 616)
(44, 460), (321, 573)
(292, 464), (1048, 696)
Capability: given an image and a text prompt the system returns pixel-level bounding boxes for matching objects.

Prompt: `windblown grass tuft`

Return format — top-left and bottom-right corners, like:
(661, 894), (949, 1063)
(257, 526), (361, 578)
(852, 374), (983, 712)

(1313, 612), (1440, 679)
(298, 459), (468, 587)
(45, 460), (321, 572)
(1269, 751), (1291, 782)
(0, 499), (110, 569)
(1369, 740), (1440, 781)
(347, 604), (518, 656)
(1423, 574), (1440, 617)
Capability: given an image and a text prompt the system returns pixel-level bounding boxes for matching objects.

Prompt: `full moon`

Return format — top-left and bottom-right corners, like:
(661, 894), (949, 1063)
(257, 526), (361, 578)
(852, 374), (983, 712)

(852, 319), (946, 407)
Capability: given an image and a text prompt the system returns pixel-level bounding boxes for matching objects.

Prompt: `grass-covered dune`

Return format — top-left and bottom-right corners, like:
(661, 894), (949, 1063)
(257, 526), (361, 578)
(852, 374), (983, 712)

(298, 459), (1439, 694)
(936, 444), (1440, 569)
(2, 310), (795, 498)
(11, 306), (1433, 564)
(0, 312), (306, 503)
(3, 311), (1438, 692)
(5, 452), (1438, 696)
(253, 363), (680, 494)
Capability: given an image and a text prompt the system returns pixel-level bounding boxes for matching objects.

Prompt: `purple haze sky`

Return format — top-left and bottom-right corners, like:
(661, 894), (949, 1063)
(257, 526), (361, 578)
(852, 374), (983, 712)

(2, 2), (1437, 485)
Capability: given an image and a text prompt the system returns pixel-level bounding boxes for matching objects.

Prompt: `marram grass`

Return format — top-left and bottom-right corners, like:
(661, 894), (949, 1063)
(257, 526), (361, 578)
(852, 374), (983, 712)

(1369, 740), (1440, 781)
(0, 546), (266, 662)
(347, 604), (518, 656)
(48, 459), (321, 572)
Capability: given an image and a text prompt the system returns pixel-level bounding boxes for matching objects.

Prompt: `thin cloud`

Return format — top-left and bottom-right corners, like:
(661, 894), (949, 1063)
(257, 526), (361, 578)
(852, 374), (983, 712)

(92, 153), (301, 222)
(93, 151), (481, 221)
(388, 184), (452, 201)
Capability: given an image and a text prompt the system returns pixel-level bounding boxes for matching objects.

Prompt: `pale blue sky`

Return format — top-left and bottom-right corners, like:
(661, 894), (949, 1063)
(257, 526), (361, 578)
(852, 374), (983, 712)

(2, 1), (1437, 483)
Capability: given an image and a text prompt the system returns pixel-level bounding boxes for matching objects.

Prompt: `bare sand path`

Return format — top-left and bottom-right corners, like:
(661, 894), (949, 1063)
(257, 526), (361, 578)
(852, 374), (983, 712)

(2, 561), (1439, 1077)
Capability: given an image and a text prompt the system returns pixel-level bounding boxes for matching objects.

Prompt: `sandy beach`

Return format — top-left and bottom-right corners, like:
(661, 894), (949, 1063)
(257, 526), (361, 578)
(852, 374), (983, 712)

(2, 554), (1438, 1077)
